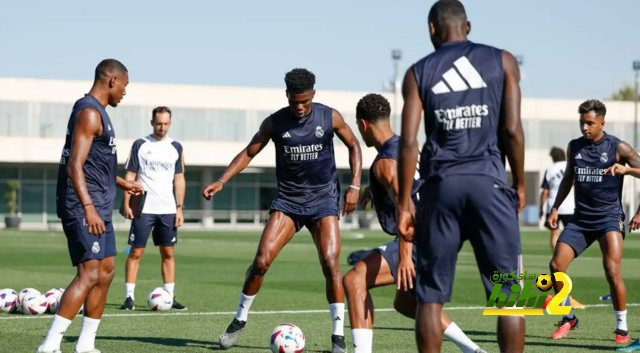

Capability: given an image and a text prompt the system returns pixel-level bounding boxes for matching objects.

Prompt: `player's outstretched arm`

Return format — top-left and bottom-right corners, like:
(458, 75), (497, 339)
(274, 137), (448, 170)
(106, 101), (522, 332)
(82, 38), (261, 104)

(202, 116), (273, 200)
(547, 143), (575, 228)
(397, 67), (422, 243)
(68, 108), (105, 235)
(500, 50), (526, 213)
(612, 141), (640, 230)
(332, 109), (362, 216)
(120, 171), (138, 219)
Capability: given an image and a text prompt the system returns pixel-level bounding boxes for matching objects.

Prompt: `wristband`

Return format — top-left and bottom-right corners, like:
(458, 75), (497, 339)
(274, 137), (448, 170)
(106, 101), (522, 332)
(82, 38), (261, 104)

(217, 179), (226, 185)
(349, 185), (360, 191)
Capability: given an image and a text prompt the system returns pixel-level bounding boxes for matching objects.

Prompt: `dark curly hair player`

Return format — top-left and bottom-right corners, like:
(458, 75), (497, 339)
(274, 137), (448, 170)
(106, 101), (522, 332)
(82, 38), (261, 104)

(203, 68), (362, 353)
(343, 93), (487, 353)
(396, 0), (526, 352)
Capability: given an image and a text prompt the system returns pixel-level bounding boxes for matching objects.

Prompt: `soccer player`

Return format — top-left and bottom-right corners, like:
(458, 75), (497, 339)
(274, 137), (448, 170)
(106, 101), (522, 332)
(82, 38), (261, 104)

(202, 68), (362, 353)
(343, 93), (486, 353)
(36, 59), (144, 353)
(396, 1), (526, 352)
(546, 99), (640, 342)
(119, 106), (187, 311)
(539, 147), (586, 310)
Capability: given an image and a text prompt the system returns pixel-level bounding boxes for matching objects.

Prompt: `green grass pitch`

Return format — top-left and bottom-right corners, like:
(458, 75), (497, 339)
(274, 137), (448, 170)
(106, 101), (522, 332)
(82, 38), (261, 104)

(1, 228), (640, 352)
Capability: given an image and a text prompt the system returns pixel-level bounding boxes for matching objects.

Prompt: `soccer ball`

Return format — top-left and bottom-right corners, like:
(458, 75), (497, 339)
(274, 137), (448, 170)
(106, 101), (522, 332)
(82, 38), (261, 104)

(0, 288), (18, 313)
(17, 287), (38, 312)
(147, 288), (173, 311)
(269, 323), (305, 353)
(44, 288), (65, 314)
(536, 274), (553, 292)
(21, 289), (47, 315)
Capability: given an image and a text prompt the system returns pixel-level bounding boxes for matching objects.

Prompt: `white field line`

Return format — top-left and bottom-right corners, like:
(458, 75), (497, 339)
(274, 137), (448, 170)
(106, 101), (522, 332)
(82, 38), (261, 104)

(2, 302), (638, 320)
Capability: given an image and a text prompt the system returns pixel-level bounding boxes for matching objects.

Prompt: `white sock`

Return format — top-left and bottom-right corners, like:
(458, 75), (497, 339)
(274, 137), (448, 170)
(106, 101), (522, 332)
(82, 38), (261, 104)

(125, 283), (135, 301)
(234, 292), (255, 322)
(562, 295), (575, 319)
(444, 322), (480, 353)
(38, 315), (73, 352)
(329, 303), (345, 336)
(351, 328), (373, 353)
(164, 283), (175, 297)
(615, 309), (628, 331)
(75, 316), (101, 352)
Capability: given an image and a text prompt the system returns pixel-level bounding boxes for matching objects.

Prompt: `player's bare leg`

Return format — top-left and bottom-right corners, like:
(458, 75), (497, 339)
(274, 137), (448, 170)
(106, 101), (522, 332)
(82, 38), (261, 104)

(160, 245), (185, 310)
(393, 290), (486, 353)
(309, 216), (346, 353)
(345, 251), (485, 353)
(343, 251), (393, 353)
(37, 259), (101, 353)
(496, 316), (525, 353)
(219, 212), (296, 349)
(599, 231), (629, 343)
(74, 257), (115, 353)
(549, 242), (579, 339)
(416, 302), (444, 353)
(549, 228), (585, 309)
(120, 247), (145, 310)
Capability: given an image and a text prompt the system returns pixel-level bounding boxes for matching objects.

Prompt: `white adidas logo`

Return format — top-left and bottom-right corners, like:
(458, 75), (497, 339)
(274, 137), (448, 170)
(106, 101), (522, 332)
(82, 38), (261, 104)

(107, 124), (112, 131)
(575, 153), (582, 160)
(431, 56), (487, 95)
(282, 132), (291, 138)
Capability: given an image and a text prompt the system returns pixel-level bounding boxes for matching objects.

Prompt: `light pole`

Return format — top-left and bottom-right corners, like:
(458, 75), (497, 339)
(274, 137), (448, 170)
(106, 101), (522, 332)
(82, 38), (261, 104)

(632, 61), (640, 228)
(383, 50), (403, 132)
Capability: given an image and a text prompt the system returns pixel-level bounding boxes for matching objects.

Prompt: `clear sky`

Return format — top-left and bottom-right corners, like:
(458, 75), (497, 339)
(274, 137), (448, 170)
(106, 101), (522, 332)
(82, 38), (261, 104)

(2, 0), (639, 100)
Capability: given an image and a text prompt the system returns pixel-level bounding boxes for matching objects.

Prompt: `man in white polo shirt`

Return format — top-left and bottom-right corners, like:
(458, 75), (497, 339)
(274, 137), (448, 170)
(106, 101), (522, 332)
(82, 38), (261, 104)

(539, 146), (584, 309)
(119, 106), (187, 311)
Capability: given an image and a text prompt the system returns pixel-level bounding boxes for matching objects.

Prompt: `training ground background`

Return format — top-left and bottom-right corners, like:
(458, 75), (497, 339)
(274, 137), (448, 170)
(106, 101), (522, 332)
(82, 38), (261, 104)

(1, 229), (639, 352)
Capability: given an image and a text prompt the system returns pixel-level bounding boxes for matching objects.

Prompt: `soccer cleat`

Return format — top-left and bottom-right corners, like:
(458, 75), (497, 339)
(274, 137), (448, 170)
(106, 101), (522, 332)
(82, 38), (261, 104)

(119, 297), (134, 311)
(331, 334), (347, 353)
(617, 338), (640, 352)
(570, 296), (586, 309)
(475, 349), (488, 353)
(551, 316), (579, 339)
(171, 297), (187, 311)
(616, 329), (631, 344)
(542, 294), (554, 309)
(219, 318), (247, 349)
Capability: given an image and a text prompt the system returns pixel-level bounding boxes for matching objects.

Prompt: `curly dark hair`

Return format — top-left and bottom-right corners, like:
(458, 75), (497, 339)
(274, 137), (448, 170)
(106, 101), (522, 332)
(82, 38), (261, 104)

(284, 68), (316, 94)
(578, 99), (607, 118)
(356, 93), (391, 122)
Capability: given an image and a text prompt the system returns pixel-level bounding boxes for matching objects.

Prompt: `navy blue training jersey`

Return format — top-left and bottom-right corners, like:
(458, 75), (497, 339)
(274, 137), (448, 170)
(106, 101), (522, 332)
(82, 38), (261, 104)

(270, 103), (340, 209)
(413, 40), (507, 184)
(570, 132), (624, 223)
(56, 94), (118, 221)
(370, 135), (424, 236)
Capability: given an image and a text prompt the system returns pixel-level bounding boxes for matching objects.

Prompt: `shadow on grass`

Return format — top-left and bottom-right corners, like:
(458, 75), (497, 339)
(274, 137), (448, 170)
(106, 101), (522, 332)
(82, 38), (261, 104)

(67, 336), (328, 352)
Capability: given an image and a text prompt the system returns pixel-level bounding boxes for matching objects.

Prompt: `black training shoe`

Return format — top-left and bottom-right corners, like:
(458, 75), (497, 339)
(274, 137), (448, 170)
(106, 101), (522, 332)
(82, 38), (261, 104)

(219, 318), (247, 349)
(119, 297), (135, 311)
(171, 297), (187, 311)
(332, 334), (347, 353)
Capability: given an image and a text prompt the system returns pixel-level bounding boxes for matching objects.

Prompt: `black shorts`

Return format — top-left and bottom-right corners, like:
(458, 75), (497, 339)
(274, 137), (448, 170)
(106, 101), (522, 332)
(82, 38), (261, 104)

(62, 218), (117, 267)
(270, 199), (340, 232)
(545, 214), (572, 230)
(375, 238), (418, 284)
(128, 213), (178, 248)
(558, 217), (625, 257)
(414, 175), (522, 303)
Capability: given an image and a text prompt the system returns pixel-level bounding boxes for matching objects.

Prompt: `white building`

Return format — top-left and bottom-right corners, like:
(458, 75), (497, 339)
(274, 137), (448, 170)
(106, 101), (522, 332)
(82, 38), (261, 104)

(0, 77), (637, 229)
